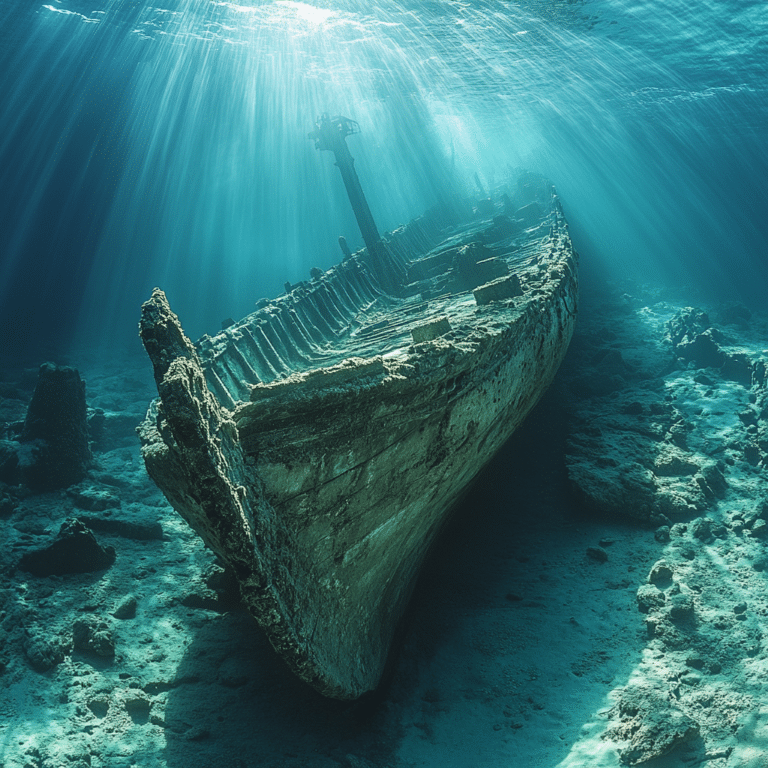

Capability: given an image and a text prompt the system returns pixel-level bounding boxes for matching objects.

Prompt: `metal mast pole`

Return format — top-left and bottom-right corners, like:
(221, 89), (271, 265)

(309, 114), (385, 260)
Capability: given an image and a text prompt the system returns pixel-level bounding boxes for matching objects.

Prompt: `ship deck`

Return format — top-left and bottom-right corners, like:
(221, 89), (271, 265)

(195, 205), (556, 409)
(343, 228), (548, 360)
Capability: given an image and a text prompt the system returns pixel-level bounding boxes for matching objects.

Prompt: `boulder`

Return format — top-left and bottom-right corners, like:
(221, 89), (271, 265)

(17, 518), (116, 576)
(675, 329), (726, 369)
(23, 629), (69, 672)
(648, 560), (674, 585)
(609, 685), (700, 765)
(666, 307), (710, 348)
(567, 448), (657, 520)
(653, 445), (699, 477)
(73, 616), (115, 657)
(636, 584), (666, 613)
(18, 364), (91, 491)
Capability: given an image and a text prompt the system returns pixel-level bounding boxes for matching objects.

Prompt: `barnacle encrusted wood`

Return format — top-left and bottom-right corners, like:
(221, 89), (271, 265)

(138, 175), (579, 699)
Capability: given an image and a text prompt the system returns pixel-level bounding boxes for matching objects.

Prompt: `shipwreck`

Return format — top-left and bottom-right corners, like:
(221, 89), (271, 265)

(138, 116), (579, 700)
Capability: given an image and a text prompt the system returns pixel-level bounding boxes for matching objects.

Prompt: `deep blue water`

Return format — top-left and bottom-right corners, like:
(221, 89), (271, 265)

(1, 0), (766, 367)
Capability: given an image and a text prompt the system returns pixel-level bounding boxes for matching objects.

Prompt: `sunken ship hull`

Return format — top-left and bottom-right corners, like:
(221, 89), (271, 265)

(138, 174), (578, 700)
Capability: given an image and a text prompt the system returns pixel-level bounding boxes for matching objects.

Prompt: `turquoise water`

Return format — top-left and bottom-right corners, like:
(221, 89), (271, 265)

(0, 0), (766, 364)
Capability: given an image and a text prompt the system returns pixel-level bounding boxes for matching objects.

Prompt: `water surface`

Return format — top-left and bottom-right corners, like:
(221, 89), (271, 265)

(0, 0), (766, 364)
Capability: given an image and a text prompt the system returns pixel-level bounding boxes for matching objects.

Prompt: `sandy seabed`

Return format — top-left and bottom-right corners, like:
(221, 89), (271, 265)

(1, 277), (767, 768)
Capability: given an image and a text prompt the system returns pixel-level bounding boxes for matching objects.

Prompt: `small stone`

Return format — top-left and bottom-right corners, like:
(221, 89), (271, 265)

(636, 584), (666, 614)
(669, 595), (694, 620)
(112, 595), (137, 620)
(750, 519), (767, 538)
(586, 546), (608, 563)
(23, 630), (68, 672)
(745, 442), (761, 465)
(644, 616), (661, 637)
(183, 726), (210, 742)
(685, 654), (705, 669)
(648, 560), (674, 585)
(654, 526), (671, 543)
(710, 522), (727, 538)
(694, 474), (716, 500)
(733, 601), (747, 615)
(689, 517), (713, 542)
(73, 617), (115, 657)
(669, 523), (688, 537)
(701, 461), (728, 499)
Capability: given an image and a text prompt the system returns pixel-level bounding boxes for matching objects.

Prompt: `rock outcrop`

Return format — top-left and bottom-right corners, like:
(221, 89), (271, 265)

(565, 300), (767, 522)
(608, 684), (700, 765)
(1, 364), (91, 491)
(17, 518), (116, 576)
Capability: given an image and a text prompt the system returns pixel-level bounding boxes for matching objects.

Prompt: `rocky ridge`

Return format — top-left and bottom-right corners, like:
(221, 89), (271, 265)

(563, 285), (768, 765)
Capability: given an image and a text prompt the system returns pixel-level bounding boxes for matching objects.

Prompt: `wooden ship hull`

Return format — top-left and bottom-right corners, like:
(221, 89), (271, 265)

(138, 171), (578, 700)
